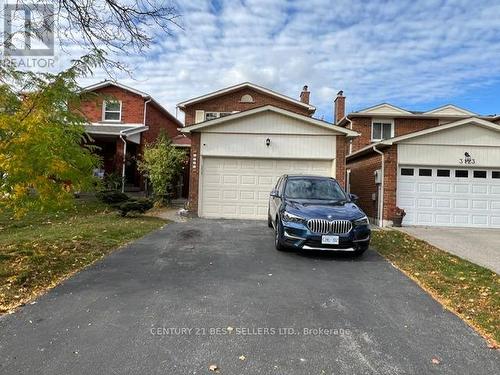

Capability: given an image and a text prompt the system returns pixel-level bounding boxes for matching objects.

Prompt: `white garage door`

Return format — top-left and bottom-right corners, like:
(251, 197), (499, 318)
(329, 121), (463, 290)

(397, 166), (500, 228)
(201, 157), (333, 219)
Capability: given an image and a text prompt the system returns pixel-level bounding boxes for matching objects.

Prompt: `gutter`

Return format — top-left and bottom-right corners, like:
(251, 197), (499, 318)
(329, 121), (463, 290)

(372, 145), (384, 227)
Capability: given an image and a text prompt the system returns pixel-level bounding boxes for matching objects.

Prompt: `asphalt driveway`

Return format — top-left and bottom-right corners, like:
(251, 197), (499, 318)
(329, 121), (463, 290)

(400, 227), (500, 274)
(0, 219), (498, 374)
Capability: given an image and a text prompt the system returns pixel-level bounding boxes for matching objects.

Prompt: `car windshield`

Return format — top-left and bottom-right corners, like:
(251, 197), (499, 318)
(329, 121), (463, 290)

(284, 178), (347, 200)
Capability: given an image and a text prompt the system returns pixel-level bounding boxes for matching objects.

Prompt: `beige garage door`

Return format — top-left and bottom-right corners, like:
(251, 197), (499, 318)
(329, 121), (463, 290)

(200, 157), (333, 219)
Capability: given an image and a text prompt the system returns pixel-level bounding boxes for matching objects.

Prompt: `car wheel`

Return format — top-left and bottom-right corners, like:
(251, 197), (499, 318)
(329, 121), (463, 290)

(274, 219), (287, 251)
(267, 211), (273, 228)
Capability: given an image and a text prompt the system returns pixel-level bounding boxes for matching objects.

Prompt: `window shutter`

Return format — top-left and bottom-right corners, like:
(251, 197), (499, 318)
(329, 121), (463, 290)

(195, 110), (205, 124)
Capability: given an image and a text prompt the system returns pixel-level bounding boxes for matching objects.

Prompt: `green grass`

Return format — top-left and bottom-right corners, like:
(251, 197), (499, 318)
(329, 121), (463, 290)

(0, 198), (166, 314)
(372, 230), (499, 347)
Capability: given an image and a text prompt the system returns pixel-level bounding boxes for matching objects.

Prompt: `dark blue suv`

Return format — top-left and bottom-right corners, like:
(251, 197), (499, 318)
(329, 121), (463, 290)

(268, 175), (371, 255)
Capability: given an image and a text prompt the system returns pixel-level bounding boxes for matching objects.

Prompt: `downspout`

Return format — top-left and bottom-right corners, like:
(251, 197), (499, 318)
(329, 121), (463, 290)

(143, 98), (151, 125)
(372, 145), (384, 227)
(119, 132), (127, 193)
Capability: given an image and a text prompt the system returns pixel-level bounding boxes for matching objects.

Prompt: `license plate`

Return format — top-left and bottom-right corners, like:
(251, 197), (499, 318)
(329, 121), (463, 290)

(321, 235), (339, 245)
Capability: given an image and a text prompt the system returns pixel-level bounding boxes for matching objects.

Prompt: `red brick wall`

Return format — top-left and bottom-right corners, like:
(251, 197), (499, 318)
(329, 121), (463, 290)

(346, 153), (382, 220)
(335, 136), (347, 189)
(143, 102), (180, 144)
(382, 146), (398, 221)
(183, 87), (313, 126)
(80, 86), (145, 124)
(350, 116), (441, 153)
(187, 133), (201, 213)
(347, 145), (398, 224)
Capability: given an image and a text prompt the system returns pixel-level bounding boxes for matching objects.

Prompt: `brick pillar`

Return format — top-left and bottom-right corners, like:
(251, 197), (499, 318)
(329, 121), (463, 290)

(187, 132), (201, 215)
(115, 139), (125, 174)
(382, 145), (398, 223)
(335, 135), (347, 189)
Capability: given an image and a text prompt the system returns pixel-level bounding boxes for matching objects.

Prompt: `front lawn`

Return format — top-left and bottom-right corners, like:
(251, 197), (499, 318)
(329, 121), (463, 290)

(372, 230), (499, 347)
(0, 198), (166, 314)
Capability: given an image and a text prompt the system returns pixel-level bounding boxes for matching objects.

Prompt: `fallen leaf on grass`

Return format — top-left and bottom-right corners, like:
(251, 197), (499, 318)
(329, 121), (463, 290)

(209, 364), (219, 372)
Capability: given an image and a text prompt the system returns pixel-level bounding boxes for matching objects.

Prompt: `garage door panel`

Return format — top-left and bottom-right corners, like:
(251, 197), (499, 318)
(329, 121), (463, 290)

(201, 157), (333, 219)
(472, 185), (488, 194)
(398, 166), (500, 228)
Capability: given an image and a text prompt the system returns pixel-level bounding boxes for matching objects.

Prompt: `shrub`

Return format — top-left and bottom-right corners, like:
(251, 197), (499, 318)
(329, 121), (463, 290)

(118, 198), (153, 217)
(138, 133), (187, 205)
(96, 190), (129, 205)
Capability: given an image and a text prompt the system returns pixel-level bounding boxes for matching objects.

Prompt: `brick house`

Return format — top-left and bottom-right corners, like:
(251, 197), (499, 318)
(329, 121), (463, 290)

(80, 81), (190, 195)
(177, 82), (358, 219)
(336, 93), (500, 228)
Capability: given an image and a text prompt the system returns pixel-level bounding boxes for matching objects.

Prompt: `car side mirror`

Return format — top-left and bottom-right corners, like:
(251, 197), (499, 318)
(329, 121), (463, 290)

(349, 193), (359, 202)
(270, 190), (281, 198)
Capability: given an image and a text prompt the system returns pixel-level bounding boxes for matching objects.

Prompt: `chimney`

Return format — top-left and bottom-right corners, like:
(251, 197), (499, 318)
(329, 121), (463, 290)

(300, 85), (310, 104)
(334, 90), (345, 124)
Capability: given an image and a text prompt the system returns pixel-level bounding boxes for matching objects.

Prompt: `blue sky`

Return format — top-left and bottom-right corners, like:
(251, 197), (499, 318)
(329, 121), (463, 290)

(76, 0), (500, 121)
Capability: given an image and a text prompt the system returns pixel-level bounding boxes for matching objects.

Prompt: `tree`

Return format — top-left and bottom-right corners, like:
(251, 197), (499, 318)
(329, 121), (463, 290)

(0, 56), (102, 216)
(0, 1), (181, 214)
(138, 134), (187, 204)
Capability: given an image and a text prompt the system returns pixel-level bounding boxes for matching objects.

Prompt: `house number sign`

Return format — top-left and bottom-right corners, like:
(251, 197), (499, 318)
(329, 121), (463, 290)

(459, 152), (476, 165)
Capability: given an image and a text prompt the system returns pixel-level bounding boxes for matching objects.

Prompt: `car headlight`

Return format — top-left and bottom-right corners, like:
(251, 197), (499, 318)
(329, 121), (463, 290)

(353, 216), (369, 226)
(282, 211), (306, 224)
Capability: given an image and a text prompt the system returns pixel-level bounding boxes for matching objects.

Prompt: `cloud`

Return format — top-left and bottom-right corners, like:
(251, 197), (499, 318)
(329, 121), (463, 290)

(67, 0), (500, 121)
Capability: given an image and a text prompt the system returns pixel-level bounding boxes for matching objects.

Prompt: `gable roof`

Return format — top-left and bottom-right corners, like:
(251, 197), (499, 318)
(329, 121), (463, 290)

(179, 105), (359, 137)
(354, 103), (414, 115)
(82, 80), (150, 97)
(176, 82), (316, 111)
(379, 117), (500, 145)
(423, 104), (477, 116)
(82, 80), (183, 127)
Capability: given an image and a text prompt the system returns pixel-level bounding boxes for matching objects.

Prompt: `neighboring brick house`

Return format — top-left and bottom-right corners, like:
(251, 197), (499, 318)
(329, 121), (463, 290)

(177, 82), (358, 219)
(80, 81), (190, 195)
(336, 94), (500, 228)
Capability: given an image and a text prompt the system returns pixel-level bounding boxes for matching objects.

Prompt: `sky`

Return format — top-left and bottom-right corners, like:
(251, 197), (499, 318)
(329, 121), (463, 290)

(69, 0), (500, 121)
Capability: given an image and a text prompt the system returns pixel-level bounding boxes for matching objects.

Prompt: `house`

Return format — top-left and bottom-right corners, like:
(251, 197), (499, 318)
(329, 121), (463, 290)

(79, 81), (190, 196)
(336, 92), (500, 228)
(177, 82), (358, 219)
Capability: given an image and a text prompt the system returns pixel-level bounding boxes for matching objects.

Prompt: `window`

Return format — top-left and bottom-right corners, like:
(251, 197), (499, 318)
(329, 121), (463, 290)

(103, 101), (122, 121)
(419, 169), (432, 177)
(240, 94), (254, 103)
(473, 170), (487, 178)
(401, 168), (414, 176)
(284, 178), (346, 200)
(493, 171), (500, 179)
(455, 170), (468, 178)
(371, 120), (393, 141)
(437, 169), (450, 177)
(205, 111), (233, 121)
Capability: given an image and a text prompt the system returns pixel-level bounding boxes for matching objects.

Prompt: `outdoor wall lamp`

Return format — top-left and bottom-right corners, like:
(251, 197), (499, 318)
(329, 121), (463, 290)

(266, 138), (271, 147)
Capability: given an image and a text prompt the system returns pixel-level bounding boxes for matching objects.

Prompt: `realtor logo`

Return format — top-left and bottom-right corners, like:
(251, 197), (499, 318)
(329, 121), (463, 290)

(3, 2), (54, 57)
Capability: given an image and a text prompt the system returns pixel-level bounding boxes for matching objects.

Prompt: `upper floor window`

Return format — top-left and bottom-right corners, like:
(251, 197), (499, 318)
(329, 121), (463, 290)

(371, 119), (393, 141)
(205, 111), (232, 121)
(240, 94), (254, 103)
(103, 100), (122, 122)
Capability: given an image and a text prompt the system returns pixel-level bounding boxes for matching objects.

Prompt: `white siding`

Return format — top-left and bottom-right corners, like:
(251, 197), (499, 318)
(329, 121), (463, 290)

(202, 111), (338, 135)
(398, 125), (500, 168)
(201, 133), (337, 159)
(399, 144), (500, 168)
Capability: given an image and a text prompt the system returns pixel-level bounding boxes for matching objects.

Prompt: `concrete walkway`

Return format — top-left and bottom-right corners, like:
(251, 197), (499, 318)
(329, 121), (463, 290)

(400, 227), (500, 274)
